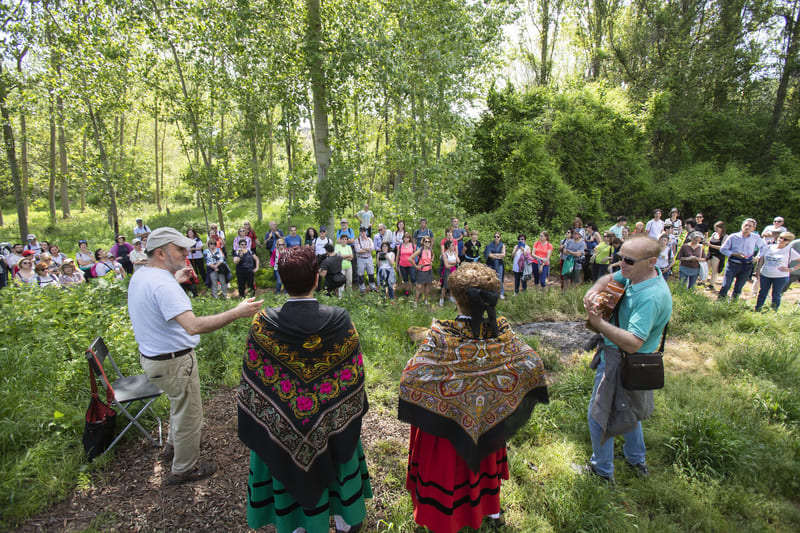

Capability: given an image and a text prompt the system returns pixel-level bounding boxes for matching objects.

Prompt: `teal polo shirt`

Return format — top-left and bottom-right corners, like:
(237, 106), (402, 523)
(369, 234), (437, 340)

(604, 269), (673, 353)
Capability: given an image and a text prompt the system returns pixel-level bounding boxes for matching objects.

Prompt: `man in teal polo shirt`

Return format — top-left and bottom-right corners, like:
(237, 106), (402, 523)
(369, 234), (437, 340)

(581, 236), (672, 482)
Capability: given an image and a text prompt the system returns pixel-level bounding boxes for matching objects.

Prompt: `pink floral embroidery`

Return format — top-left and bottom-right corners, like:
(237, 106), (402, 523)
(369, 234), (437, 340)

(264, 365), (275, 377)
(297, 396), (314, 411)
(280, 379), (292, 393)
(357, 353), (363, 365)
(248, 349), (258, 361)
(320, 382), (332, 394)
(341, 368), (352, 381)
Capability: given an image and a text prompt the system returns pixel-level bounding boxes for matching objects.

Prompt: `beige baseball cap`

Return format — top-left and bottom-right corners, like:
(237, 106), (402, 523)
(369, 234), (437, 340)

(145, 227), (195, 252)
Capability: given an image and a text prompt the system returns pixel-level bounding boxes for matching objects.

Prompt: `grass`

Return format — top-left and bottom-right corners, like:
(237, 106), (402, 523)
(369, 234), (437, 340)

(2, 206), (800, 531)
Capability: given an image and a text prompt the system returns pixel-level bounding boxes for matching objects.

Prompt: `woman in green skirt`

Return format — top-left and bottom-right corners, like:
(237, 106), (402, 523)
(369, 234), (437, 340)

(238, 245), (371, 533)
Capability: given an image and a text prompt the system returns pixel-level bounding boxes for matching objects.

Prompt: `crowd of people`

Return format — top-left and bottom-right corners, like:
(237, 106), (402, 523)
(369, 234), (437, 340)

(9, 205), (794, 532)
(125, 230), (675, 533)
(2, 208), (798, 311)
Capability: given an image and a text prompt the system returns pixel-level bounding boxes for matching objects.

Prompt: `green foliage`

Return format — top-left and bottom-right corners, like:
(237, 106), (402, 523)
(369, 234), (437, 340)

(467, 84), (653, 232)
(664, 410), (758, 480)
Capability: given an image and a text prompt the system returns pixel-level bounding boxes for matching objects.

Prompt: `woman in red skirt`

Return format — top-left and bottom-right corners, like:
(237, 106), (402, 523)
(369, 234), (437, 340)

(399, 262), (549, 533)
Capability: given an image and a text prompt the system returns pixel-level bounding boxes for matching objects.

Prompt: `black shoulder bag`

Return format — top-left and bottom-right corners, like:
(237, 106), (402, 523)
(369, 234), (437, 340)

(613, 290), (668, 391)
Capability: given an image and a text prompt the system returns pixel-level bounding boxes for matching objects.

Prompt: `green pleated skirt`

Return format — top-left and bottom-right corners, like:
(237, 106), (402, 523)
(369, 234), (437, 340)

(247, 440), (372, 533)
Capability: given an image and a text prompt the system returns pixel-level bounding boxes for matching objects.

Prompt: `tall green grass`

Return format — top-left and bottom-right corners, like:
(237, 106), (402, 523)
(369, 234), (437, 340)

(2, 207), (800, 530)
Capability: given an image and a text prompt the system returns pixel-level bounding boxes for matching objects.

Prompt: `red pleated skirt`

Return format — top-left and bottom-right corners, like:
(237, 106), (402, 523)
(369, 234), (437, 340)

(406, 426), (508, 533)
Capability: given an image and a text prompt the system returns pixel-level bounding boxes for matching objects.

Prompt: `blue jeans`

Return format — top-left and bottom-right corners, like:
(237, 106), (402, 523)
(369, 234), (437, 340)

(274, 269), (282, 294)
(718, 260), (753, 300)
(533, 263), (550, 287)
(678, 266), (700, 289)
(587, 361), (646, 478)
(398, 265), (416, 283)
(755, 275), (790, 310)
(490, 261), (505, 295)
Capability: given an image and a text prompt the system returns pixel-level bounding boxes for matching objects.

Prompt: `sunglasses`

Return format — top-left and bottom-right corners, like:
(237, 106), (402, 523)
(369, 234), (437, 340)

(494, 235), (501, 238)
(778, 237), (790, 241)
(620, 255), (654, 266)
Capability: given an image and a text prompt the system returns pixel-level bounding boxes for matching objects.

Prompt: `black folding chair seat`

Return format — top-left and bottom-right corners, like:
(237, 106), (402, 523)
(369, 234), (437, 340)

(86, 337), (163, 456)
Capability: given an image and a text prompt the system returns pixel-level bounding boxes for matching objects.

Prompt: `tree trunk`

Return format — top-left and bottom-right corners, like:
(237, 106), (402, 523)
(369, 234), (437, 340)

(57, 90), (70, 218)
(154, 108), (161, 211)
(15, 54), (28, 227)
(768, 3), (800, 146)
(540, 1), (550, 86)
(48, 99), (57, 225)
(88, 104), (119, 236)
(81, 131), (87, 211)
(160, 116), (167, 211)
(306, 0), (332, 221)
(132, 118), (140, 148)
(0, 64), (28, 241)
(267, 108), (275, 201)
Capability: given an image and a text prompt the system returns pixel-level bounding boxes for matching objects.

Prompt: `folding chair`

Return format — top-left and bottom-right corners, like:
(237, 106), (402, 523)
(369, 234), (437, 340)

(86, 336), (163, 455)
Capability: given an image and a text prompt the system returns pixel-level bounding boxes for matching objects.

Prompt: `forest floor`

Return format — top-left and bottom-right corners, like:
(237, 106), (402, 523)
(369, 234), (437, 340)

(13, 274), (800, 533)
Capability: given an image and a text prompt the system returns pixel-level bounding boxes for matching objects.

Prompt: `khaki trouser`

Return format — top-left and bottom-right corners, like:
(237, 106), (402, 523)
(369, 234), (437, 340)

(140, 350), (203, 474)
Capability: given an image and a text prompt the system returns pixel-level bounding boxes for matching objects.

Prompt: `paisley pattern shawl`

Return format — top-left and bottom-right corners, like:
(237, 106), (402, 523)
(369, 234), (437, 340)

(238, 301), (367, 508)
(398, 317), (549, 472)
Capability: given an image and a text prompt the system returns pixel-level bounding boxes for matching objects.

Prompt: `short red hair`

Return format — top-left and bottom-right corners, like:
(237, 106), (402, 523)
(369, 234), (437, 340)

(277, 246), (319, 295)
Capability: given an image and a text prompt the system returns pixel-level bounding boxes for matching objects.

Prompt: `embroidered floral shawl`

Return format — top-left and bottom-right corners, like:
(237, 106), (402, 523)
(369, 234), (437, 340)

(398, 317), (549, 472)
(238, 300), (368, 508)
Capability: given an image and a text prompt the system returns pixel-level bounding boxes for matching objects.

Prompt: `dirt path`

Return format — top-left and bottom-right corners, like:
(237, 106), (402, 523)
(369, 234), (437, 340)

(14, 389), (409, 533)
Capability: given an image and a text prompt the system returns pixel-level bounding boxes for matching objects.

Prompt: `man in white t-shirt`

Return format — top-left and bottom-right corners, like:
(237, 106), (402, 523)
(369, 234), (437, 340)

(760, 216), (788, 245)
(128, 227), (262, 485)
(356, 203), (374, 237)
(133, 218), (151, 239)
(645, 210), (665, 239)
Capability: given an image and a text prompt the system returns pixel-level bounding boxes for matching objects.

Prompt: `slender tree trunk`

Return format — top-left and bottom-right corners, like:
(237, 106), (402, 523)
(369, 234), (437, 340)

(768, 3), (800, 146)
(15, 54), (28, 227)
(540, 1), (550, 86)
(154, 108), (161, 211)
(88, 104), (119, 236)
(306, 0), (332, 223)
(161, 117), (167, 211)
(132, 118), (140, 148)
(267, 108), (275, 201)
(48, 99), (57, 225)
(0, 64), (28, 241)
(57, 91), (70, 218)
(81, 131), (87, 211)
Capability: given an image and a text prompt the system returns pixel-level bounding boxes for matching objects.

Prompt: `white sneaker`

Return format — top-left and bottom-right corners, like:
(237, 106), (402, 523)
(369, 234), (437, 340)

(448, 296), (455, 303)
(439, 299), (444, 307)
(500, 294), (505, 300)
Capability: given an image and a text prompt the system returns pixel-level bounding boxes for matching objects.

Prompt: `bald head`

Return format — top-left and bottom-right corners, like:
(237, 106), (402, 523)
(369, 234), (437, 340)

(621, 235), (663, 258)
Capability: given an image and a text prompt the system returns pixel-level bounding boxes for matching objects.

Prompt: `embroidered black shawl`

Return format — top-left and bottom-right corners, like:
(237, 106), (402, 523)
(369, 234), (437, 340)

(398, 317), (549, 472)
(238, 300), (368, 508)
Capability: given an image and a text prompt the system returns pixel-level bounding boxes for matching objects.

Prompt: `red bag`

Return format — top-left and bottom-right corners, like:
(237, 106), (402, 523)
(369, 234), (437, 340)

(83, 354), (117, 460)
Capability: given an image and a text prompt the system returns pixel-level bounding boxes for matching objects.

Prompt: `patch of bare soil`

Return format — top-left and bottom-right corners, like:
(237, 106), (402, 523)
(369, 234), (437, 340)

(13, 388), (409, 533)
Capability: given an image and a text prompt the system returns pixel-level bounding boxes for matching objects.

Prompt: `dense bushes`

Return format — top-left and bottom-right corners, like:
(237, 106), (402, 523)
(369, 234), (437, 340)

(466, 83), (800, 232)
(465, 84), (654, 232)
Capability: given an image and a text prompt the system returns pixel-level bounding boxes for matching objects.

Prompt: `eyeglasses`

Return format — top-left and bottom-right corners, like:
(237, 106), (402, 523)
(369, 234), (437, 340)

(20, 261), (31, 265)
(494, 235), (501, 238)
(778, 237), (790, 241)
(620, 255), (654, 266)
